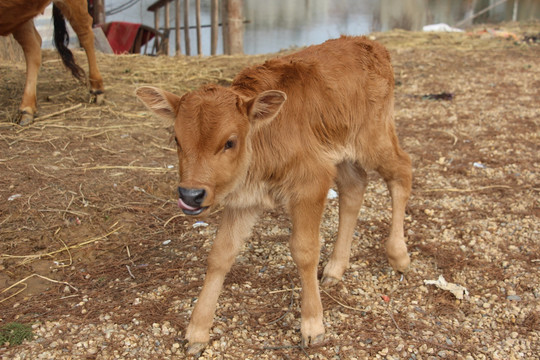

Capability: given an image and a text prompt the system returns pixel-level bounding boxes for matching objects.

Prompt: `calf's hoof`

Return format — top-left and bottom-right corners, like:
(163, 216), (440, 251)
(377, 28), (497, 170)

(301, 333), (325, 347)
(388, 252), (410, 273)
(321, 275), (340, 287)
(18, 111), (34, 126)
(186, 342), (207, 357)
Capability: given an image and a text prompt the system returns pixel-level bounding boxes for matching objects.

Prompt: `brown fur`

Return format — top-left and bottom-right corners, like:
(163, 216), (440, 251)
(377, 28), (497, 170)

(136, 35), (412, 354)
(0, 0), (104, 125)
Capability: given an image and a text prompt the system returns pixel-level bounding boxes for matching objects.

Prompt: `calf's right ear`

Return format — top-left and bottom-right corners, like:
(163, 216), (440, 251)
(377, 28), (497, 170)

(135, 86), (181, 122)
(247, 90), (287, 124)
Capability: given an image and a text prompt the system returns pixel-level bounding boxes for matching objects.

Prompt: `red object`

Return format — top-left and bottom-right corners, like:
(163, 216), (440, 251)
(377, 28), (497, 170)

(100, 22), (146, 54)
(381, 295), (390, 302)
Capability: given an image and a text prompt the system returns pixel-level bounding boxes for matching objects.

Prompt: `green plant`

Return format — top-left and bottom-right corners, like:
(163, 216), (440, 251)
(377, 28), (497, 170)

(0, 322), (34, 346)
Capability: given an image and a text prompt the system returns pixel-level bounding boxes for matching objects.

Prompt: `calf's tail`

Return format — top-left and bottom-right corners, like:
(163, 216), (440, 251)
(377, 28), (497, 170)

(52, 4), (85, 81)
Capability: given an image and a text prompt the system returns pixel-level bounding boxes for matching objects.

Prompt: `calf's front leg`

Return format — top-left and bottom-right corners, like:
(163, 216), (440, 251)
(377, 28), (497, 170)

(289, 192), (328, 346)
(185, 207), (259, 355)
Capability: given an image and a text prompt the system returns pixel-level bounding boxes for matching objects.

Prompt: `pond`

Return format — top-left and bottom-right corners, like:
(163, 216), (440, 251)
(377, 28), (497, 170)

(37, 0), (539, 55)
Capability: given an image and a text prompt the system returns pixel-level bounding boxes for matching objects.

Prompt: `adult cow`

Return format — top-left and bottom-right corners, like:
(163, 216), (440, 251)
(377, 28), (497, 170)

(137, 36), (412, 355)
(0, 0), (104, 125)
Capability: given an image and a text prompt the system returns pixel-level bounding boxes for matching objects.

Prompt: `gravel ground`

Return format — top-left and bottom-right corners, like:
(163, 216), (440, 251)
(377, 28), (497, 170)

(1, 23), (539, 359)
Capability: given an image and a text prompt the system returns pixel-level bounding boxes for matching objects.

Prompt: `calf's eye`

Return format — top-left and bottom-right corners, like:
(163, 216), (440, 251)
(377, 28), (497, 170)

(224, 139), (236, 151)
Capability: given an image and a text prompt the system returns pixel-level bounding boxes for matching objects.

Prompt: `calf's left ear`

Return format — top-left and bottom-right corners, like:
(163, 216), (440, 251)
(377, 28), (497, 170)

(247, 90), (287, 124)
(135, 86), (181, 122)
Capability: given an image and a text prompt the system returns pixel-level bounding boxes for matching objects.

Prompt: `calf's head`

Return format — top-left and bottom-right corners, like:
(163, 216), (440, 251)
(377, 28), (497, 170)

(136, 85), (286, 216)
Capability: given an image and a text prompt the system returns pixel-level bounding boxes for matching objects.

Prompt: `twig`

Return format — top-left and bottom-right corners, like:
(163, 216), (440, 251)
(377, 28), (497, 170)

(436, 130), (458, 146)
(38, 208), (89, 217)
(54, 236), (73, 267)
(126, 265), (136, 279)
(134, 186), (176, 204)
(81, 165), (172, 173)
(422, 185), (512, 193)
(0, 226), (123, 265)
(164, 214), (185, 227)
(321, 289), (367, 312)
(32, 165), (58, 178)
(0, 274), (78, 304)
(264, 275), (296, 326)
(32, 103), (83, 122)
(269, 287), (302, 294)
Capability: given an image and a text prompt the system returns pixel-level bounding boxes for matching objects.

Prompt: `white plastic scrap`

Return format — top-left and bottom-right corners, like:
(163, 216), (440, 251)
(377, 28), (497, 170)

(424, 275), (469, 300)
(193, 221), (209, 228)
(422, 23), (464, 33)
(8, 194), (22, 201)
(327, 189), (338, 199)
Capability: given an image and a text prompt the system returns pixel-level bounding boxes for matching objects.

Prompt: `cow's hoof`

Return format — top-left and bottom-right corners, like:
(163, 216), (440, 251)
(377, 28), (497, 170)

(301, 333), (325, 347)
(186, 342), (207, 357)
(18, 111), (34, 126)
(321, 275), (340, 287)
(90, 90), (105, 105)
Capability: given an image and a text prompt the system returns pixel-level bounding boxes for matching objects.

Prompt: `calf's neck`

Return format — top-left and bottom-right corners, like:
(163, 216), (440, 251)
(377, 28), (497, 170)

(136, 35), (412, 355)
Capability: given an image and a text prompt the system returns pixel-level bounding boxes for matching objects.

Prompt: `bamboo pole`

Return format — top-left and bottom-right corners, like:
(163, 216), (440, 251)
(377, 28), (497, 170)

(455, 0), (508, 28)
(164, 2), (170, 55)
(196, 0), (202, 55)
(221, 0), (229, 54)
(211, 0), (219, 55)
(183, 0), (191, 56)
(175, 0), (181, 55)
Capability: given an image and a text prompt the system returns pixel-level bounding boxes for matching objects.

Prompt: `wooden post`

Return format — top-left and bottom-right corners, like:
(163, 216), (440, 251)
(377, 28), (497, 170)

(175, 0), (181, 55)
(153, 10), (160, 37)
(211, 0), (219, 55)
(93, 0), (106, 26)
(183, 0), (191, 56)
(196, 0), (202, 55)
(512, 0), (519, 21)
(221, 0), (229, 54)
(226, 0), (243, 54)
(164, 2), (170, 55)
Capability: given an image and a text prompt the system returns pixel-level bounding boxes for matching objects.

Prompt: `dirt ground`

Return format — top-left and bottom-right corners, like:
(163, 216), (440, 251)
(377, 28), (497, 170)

(0, 22), (539, 359)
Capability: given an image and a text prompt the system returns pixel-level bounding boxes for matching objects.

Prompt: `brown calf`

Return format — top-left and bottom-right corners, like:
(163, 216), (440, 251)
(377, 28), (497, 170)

(0, 0), (104, 125)
(136, 36), (412, 355)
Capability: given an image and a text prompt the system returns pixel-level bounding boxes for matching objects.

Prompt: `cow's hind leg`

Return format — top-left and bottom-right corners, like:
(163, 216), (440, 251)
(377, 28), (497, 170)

(54, 0), (104, 104)
(185, 207), (259, 355)
(12, 21), (42, 126)
(377, 145), (412, 272)
(322, 161), (367, 286)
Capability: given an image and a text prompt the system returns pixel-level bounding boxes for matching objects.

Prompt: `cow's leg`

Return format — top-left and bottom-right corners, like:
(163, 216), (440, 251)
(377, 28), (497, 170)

(12, 21), (42, 126)
(53, 0), (104, 104)
(185, 207), (259, 355)
(289, 181), (330, 346)
(322, 162), (368, 286)
(377, 144), (412, 272)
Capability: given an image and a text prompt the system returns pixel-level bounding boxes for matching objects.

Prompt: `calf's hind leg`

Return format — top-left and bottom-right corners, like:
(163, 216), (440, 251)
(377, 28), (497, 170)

(322, 162), (368, 286)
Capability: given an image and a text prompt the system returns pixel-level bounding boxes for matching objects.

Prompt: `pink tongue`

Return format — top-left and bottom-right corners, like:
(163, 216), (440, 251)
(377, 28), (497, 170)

(178, 198), (199, 211)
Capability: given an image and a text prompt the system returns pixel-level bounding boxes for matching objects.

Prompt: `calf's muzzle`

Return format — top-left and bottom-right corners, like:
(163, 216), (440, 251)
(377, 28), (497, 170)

(177, 187), (207, 215)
